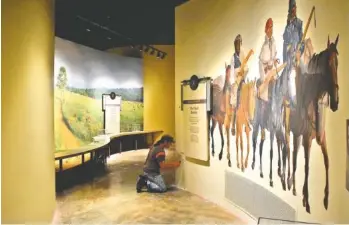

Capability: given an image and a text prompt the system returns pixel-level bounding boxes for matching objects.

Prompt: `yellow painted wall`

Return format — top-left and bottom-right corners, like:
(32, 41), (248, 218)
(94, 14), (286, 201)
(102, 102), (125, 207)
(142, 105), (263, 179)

(175, 0), (349, 223)
(2, 0), (56, 223)
(143, 45), (175, 136)
(109, 45), (176, 137)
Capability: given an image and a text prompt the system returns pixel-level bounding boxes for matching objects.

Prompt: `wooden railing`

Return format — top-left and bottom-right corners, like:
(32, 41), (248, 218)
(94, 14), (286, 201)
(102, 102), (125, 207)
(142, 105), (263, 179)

(54, 130), (163, 172)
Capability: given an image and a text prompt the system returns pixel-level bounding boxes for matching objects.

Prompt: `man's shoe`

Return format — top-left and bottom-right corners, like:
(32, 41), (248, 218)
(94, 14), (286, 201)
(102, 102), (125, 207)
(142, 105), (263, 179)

(136, 175), (147, 193)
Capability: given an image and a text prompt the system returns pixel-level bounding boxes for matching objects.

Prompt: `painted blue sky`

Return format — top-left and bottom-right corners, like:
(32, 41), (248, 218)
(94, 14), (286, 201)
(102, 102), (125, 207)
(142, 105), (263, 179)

(54, 37), (143, 89)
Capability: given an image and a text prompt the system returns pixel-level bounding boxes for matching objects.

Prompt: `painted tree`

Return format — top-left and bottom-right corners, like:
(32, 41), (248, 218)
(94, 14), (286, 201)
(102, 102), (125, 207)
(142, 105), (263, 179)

(56, 66), (68, 103)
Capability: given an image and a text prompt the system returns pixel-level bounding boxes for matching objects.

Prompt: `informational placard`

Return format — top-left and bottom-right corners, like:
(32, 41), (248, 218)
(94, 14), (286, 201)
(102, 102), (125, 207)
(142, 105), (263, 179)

(345, 119), (349, 191)
(103, 94), (121, 134)
(182, 76), (211, 164)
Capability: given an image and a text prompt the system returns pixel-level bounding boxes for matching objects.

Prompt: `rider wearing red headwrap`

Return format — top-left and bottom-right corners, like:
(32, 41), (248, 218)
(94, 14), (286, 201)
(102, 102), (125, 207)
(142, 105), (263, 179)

(258, 18), (280, 102)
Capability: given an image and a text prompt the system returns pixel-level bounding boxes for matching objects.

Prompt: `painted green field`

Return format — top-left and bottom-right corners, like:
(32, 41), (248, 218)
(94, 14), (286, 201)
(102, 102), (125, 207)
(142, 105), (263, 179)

(54, 89), (143, 150)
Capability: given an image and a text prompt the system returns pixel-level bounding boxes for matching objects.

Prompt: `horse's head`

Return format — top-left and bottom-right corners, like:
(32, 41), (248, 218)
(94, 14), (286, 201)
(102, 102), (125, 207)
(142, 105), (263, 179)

(247, 78), (257, 122)
(327, 34), (339, 112)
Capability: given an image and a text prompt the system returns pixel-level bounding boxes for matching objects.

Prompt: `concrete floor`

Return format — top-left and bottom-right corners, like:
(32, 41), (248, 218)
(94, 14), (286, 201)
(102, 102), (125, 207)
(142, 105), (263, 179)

(54, 149), (246, 224)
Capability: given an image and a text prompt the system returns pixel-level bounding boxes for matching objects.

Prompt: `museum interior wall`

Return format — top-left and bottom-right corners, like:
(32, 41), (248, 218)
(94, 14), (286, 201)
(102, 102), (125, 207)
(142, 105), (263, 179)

(2, 0), (56, 223)
(110, 45), (176, 137)
(143, 45), (175, 136)
(175, 0), (349, 223)
(54, 37), (144, 150)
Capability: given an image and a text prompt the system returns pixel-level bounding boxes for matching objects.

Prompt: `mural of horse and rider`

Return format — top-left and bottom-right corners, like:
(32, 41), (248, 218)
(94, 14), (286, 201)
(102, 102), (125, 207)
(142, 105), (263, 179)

(209, 0), (340, 215)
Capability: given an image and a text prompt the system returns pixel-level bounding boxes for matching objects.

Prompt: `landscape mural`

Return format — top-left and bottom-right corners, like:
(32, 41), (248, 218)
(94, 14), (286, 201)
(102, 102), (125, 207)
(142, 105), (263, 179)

(54, 37), (143, 151)
(209, 0), (340, 214)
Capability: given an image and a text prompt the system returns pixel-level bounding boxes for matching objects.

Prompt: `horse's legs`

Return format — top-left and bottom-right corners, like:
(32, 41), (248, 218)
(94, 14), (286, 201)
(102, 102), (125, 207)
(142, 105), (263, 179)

(225, 122), (232, 167)
(236, 127), (240, 169)
(285, 106), (292, 190)
(277, 138), (282, 178)
(239, 125), (244, 172)
(290, 135), (301, 196)
(218, 122), (224, 161)
(275, 128), (287, 190)
(251, 124), (259, 170)
(244, 126), (251, 169)
(211, 119), (217, 157)
(320, 132), (329, 210)
(302, 135), (312, 214)
(259, 129), (265, 178)
(269, 131), (275, 187)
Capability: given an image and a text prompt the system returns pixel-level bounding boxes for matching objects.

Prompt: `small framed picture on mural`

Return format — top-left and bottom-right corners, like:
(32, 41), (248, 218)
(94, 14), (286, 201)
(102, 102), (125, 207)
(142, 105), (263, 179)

(346, 119), (349, 192)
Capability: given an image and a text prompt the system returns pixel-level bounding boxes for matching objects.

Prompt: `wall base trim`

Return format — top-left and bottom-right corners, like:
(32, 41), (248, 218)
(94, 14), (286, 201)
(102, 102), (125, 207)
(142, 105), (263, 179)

(174, 185), (256, 224)
(225, 170), (296, 221)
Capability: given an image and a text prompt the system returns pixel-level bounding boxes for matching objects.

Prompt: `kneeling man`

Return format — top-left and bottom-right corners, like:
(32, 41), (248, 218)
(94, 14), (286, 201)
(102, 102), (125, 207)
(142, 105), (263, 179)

(136, 135), (181, 193)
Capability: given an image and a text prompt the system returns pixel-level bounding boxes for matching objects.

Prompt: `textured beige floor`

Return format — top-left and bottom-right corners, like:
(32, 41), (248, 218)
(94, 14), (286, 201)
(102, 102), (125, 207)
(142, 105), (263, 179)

(55, 150), (245, 224)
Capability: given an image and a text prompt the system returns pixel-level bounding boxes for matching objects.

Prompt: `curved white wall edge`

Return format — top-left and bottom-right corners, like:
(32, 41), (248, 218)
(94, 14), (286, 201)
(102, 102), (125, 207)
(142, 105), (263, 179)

(174, 186), (257, 224)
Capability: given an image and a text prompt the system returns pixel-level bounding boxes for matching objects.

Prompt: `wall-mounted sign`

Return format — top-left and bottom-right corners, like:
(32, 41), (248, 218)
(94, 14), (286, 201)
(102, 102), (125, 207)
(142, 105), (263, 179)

(102, 93), (122, 134)
(181, 76), (211, 166)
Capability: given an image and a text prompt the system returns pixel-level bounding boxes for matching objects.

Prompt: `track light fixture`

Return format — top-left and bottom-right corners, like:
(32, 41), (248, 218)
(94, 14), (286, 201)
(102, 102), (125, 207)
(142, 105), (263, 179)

(144, 46), (150, 53)
(160, 52), (166, 60)
(137, 45), (166, 60)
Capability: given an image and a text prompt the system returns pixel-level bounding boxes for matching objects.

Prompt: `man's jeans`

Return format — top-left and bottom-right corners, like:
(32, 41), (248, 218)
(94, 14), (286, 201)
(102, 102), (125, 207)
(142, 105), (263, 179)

(144, 172), (167, 193)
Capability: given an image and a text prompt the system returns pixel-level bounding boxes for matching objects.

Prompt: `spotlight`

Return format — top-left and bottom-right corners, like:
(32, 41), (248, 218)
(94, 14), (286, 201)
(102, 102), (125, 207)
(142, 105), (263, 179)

(160, 52), (166, 60)
(144, 45), (150, 53)
(138, 45), (143, 51)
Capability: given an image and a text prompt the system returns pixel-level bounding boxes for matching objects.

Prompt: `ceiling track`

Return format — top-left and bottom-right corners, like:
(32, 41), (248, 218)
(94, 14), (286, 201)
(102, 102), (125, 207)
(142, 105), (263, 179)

(76, 15), (167, 59)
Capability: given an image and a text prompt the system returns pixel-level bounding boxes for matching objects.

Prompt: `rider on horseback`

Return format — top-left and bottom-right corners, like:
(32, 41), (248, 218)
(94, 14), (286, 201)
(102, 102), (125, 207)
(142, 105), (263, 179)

(230, 34), (249, 136)
(283, 0), (305, 109)
(257, 18), (280, 102)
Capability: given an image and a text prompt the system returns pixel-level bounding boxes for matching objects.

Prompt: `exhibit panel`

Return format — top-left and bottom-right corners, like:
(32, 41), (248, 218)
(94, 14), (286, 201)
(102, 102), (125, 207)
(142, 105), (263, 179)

(175, 0), (349, 223)
(54, 37), (144, 150)
(181, 76), (211, 164)
(103, 93), (122, 134)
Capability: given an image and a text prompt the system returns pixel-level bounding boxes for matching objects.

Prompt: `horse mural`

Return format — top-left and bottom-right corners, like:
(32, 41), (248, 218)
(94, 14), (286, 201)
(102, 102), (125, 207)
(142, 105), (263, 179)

(232, 79), (256, 171)
(222, 63), (235, 166)
(286, 35), (340, 214)
(281, 37), (316, 191)
(251, 62), (288, 187)
(210, 64), (231, 159)
(226, 49), (254, 167)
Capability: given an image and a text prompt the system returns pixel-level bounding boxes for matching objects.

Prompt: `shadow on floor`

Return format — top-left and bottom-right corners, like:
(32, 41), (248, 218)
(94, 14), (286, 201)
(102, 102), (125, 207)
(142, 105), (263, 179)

(56, 162), (110, 193)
